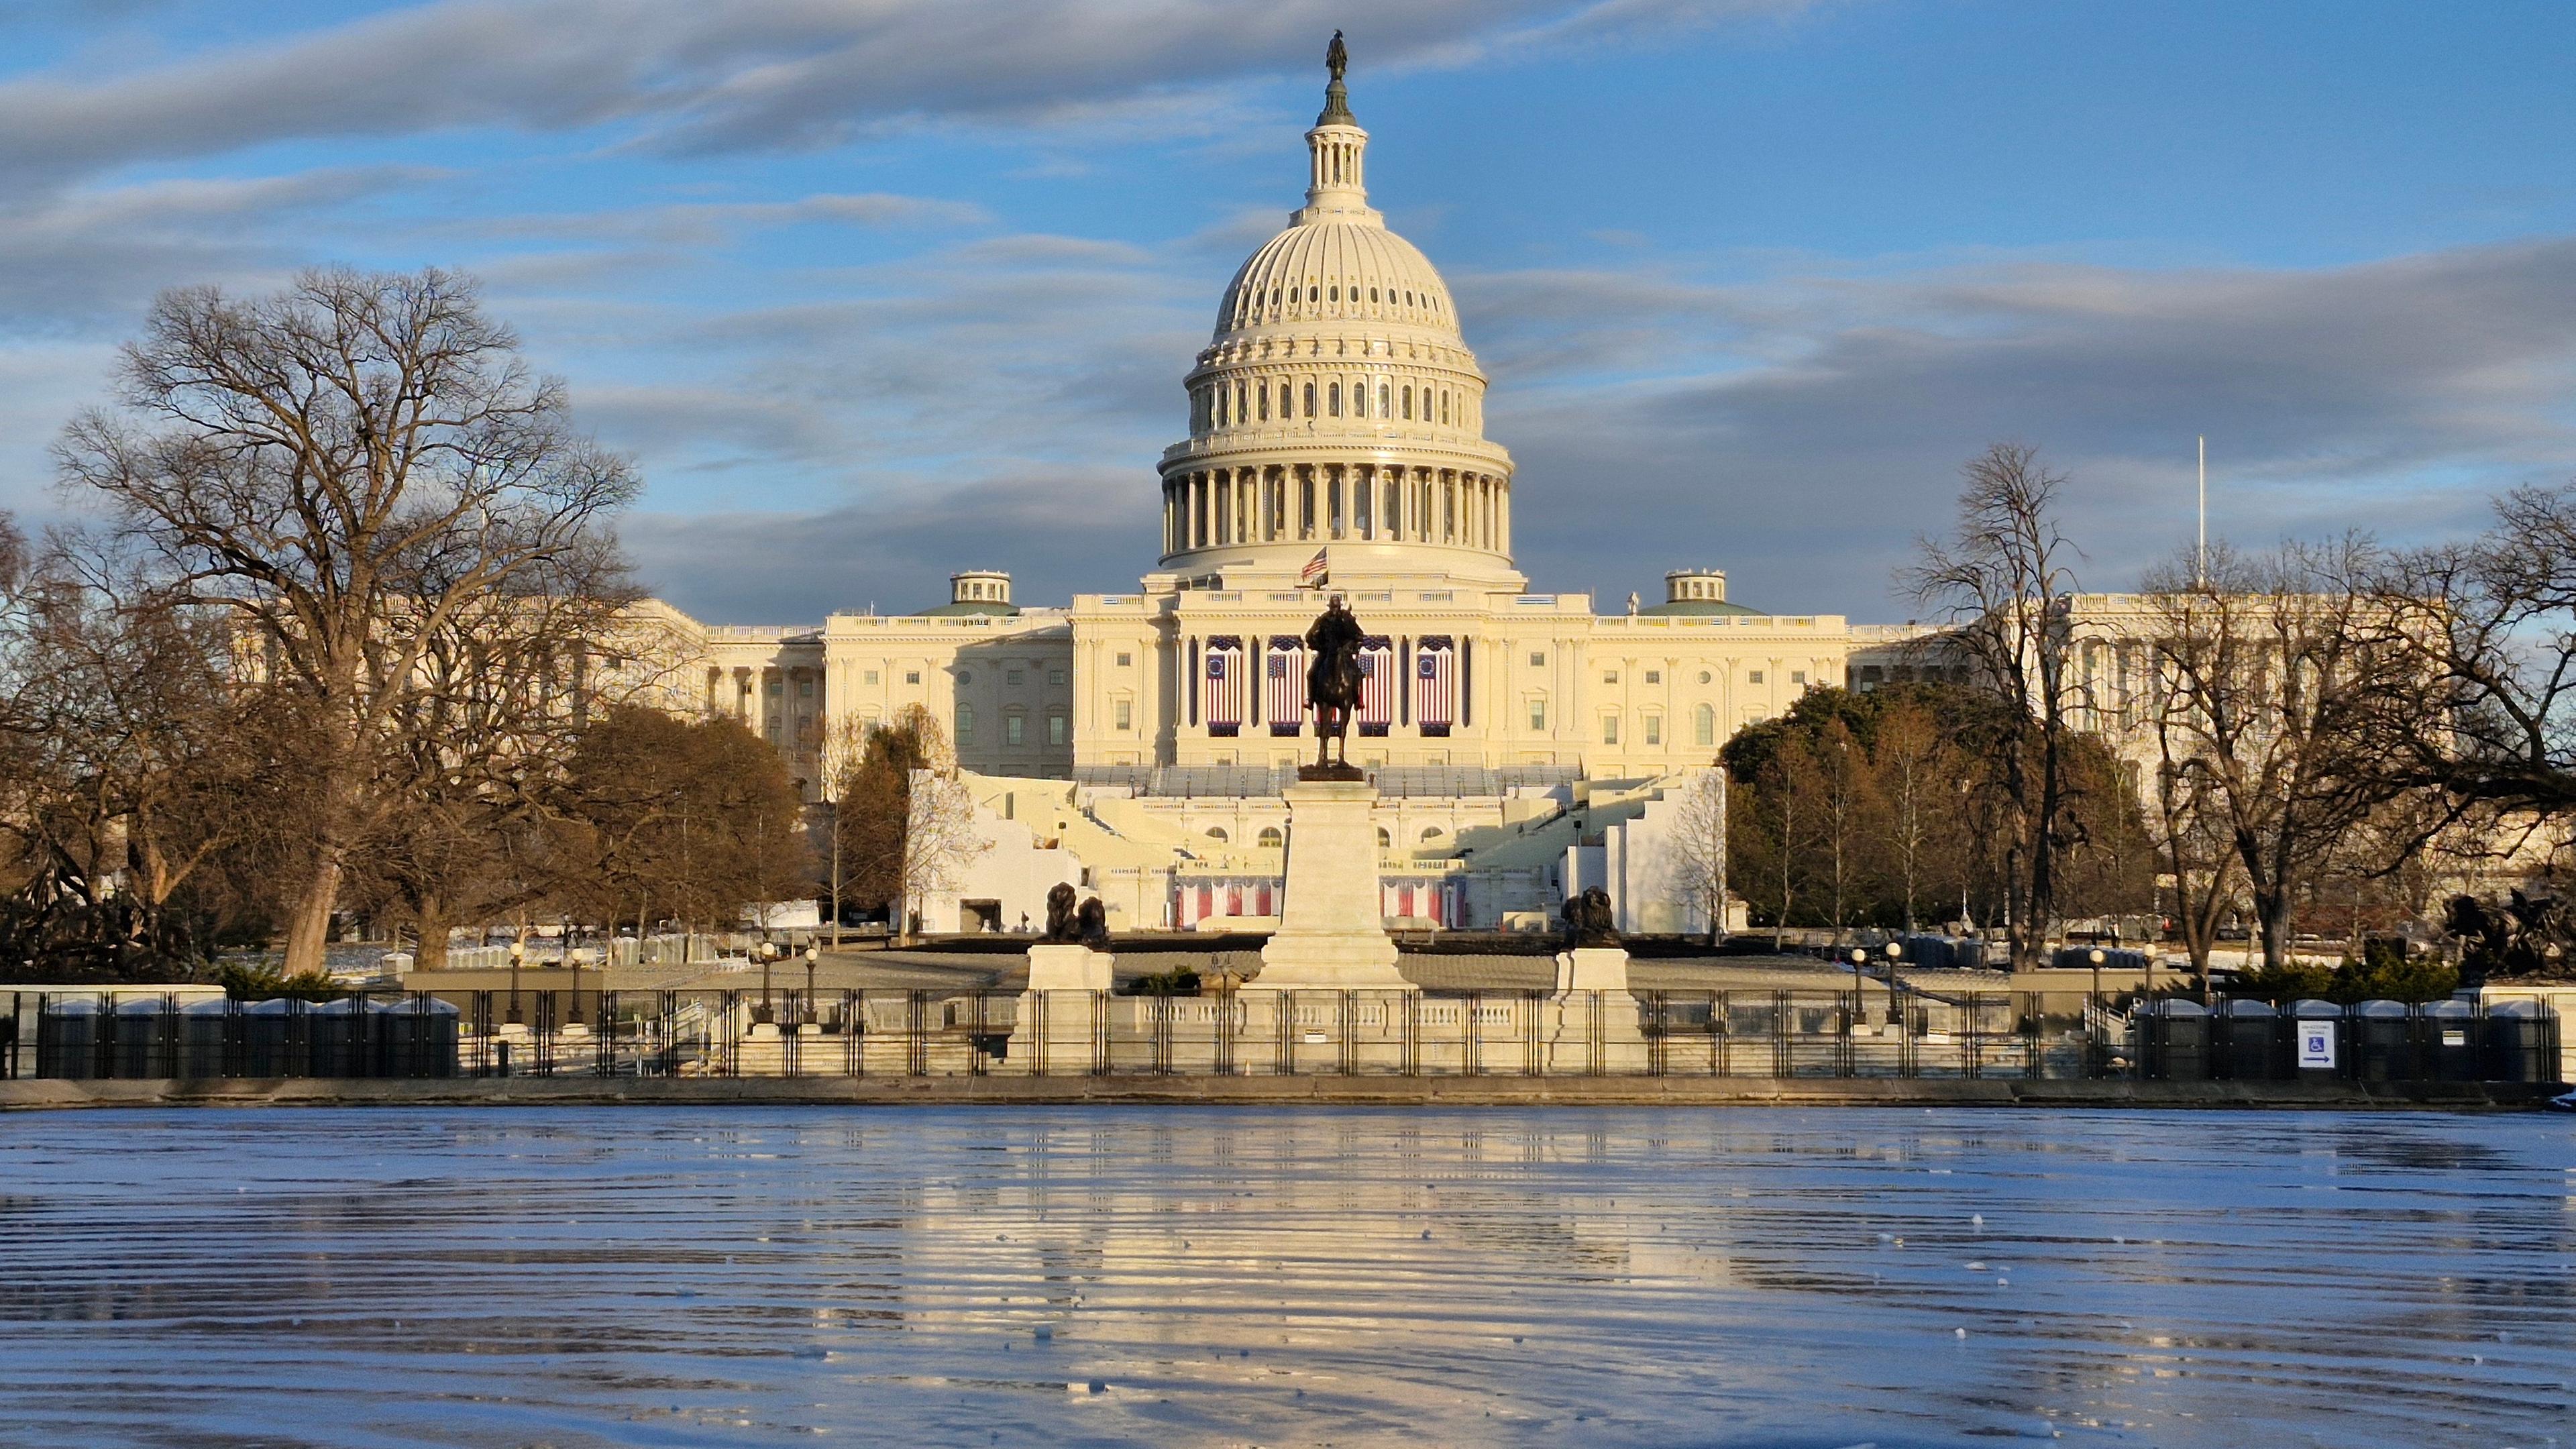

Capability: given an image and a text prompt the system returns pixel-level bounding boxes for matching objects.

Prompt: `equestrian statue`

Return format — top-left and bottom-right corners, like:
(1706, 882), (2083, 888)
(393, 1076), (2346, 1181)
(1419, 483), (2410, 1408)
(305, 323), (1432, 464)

(1302, 593), (1366, 779)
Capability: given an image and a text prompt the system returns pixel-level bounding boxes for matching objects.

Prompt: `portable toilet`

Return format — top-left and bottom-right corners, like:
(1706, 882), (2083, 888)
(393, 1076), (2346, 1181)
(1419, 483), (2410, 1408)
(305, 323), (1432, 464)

(2216, 998), (2277, 1080)
(306, 997), (369, 1077)
(2290, 1000), (2345, 1081)
(2353, 1000), (2414, 1081)
(179, 997), (237, 1078)
(2139, 998), (2210, 1081)
(2424, 999), (2481, 1081)
(37, 996), (103, 1079)
(2483, 1000), (2557, 1084)
(372, 996), (460, 1079)
(238, 996), (303, 1077)
(111, 996), (178, 1079)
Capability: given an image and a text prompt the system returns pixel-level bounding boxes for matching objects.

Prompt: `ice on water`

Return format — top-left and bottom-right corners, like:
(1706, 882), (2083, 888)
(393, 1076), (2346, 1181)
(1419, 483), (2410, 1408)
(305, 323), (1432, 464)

(0, 1106), (2570, 1447)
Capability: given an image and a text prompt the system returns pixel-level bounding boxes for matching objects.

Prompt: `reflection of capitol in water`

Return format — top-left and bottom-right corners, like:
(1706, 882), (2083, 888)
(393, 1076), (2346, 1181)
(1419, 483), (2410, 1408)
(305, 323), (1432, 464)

(5, 1108), (2563, 1445)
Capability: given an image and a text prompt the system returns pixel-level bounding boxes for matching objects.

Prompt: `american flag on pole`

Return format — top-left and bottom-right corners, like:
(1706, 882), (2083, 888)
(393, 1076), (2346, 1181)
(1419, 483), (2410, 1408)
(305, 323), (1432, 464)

(1266, 635), (1304, 735)
(1414, 635), (1455, 737)
(1357, 636), (1393, 736)
(1296, 547), (1329, 588)
(1202, 635), (1244, 737)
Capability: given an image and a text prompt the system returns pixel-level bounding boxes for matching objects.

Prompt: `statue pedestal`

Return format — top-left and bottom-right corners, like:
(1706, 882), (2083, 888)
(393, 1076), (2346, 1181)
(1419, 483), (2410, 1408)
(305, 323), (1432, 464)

(1544, 947), (1648, 1073)
(1256, 779), (1413, 991)
(1026, 944), (1113, 993)
(1007, 946), (1114, 1075)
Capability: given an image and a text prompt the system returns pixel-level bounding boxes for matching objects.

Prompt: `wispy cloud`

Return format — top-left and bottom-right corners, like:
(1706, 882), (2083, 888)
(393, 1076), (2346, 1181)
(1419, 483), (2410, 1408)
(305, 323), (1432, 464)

(0, 0), (1822, 186)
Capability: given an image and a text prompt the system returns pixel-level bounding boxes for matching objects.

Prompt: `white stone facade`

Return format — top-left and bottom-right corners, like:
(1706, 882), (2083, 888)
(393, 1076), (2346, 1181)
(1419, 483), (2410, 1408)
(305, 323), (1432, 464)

(641, 62), (1912, 929)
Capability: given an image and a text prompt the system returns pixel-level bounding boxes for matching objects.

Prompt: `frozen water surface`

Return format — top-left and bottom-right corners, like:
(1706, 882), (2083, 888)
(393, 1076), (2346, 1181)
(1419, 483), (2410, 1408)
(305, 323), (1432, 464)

(1, 1108), (2571, 1448)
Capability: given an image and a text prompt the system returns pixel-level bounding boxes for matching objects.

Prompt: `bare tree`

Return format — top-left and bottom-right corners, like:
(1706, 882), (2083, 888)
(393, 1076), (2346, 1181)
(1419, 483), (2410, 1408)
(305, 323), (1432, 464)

(2364, 482), (2576, 825)
(1869, 694), (1953, 934)
(901, 766), (989, 941)
(56, 268), (639, 975)
(1804, 718), (1878, 945)
(1662, 767), (1729, 945)
(2141, 539), (2408, 970)
(1904, 443), (2084, 969)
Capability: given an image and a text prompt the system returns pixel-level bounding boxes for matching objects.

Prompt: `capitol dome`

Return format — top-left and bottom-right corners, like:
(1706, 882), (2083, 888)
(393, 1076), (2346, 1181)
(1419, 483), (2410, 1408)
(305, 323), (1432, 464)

(1157, 46), (1517, 588)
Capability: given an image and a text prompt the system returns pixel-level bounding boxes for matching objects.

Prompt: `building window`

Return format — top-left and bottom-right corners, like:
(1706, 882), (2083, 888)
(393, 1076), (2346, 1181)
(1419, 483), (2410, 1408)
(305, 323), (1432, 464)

(1048, 714), (1067, 746)
(1528, 697), (1548, 731)
(1049, 669), (1067, 686)
(1644, 714), (1662, 746)
(1006, 714), (1024, 746)
(1529, 651), (1545, 667)
(1377, 827), (1392, 847)
(865, 670), (880, 686)
(1791, 670), (1807, 686)
(957, 670), (973, 686)
(799, 679), (815, 697)
(1379, 382), (1390, 417)
(1697, 670), (1711, 685)
(1328, 382), (1342, 417)
(1644, 670), (1660, 685)
(1303, 382), (1316, 417)
(1695, 703), (1715, 747)
(1114, 698), (1132, 731)
(1603, 669), (1619, 684)
(1602, 714), (1619, 745)
(1007, 669), (1024, 686)
(1748, 670), (1765, 686)
(1206, 826), (1228, 843)
(1116, 652), (1132, 667)
(905, 670), (921, 685)
(956, 705), (974, 743)
(1258, 826), (1283, 847)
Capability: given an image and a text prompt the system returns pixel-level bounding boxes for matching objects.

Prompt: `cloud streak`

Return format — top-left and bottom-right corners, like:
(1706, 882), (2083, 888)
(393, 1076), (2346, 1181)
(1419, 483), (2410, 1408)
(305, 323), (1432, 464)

(0, 0), (1816, 186)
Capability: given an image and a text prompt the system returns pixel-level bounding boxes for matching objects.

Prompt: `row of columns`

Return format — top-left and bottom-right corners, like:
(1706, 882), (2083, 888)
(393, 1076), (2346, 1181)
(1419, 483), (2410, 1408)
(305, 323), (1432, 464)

(1162, 463), (1509, 556)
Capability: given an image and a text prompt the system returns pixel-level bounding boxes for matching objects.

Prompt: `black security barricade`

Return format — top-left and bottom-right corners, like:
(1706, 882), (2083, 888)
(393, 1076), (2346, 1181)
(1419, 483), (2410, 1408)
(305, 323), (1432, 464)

(15, 985), (2563, 1085)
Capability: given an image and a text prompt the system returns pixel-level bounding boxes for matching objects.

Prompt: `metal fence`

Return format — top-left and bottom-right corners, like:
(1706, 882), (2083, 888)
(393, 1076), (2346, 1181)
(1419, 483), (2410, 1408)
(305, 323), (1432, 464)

(7, 987), (2558, 1084)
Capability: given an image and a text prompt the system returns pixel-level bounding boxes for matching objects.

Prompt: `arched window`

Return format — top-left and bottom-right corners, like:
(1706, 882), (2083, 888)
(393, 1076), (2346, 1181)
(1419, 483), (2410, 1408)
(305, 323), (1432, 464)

(1328, 382), (1342, 417)
(1270, 287), (1281, 306)
(1308, 284), (1320, 303)
(1279, 382), (1292, 417)
(1419, 826), (1445, 841)
(1205, 826), (1228, 843)
(1303, 382), (1316, 417)
(1257, 826), (1283, 848)
(1214, 387), (1228, 427)
(1369, 286), (1379, 303)
(1376, 827), (1391, 847)
(1378, 382), (1390, 417)
(955, 704), (975, 742)
(1402, 385), (1413, 420)
(1695, 703), (1715, 747)
(1441, 390), (1451, 425)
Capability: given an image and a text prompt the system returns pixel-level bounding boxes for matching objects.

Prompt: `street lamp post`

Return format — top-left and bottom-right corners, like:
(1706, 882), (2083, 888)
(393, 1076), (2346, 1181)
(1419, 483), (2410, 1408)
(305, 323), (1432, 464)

(804, 941), (819, 1025)
(1884, 941), (1904, 1031)
(2088, 945), (2107, 1075)
(507, 941), (524, 1026)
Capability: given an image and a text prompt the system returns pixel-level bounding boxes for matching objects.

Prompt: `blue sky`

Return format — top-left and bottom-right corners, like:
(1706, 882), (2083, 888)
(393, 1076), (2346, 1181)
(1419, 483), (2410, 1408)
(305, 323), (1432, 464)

(3, 0), (2573, 622)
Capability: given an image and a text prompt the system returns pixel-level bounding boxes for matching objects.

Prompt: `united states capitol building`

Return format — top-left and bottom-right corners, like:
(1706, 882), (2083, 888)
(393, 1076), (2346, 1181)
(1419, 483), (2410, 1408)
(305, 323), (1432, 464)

(643, 58), (1948, 936)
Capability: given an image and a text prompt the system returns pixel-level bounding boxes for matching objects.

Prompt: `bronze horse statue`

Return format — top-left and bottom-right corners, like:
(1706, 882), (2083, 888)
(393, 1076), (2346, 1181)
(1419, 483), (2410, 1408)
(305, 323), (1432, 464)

(1304, 594), (1366, 775)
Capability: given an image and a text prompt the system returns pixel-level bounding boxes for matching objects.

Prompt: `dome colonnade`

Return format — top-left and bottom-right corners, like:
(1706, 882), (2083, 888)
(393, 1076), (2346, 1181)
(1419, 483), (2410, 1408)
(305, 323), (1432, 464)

(1157, 58), (1514, 584)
